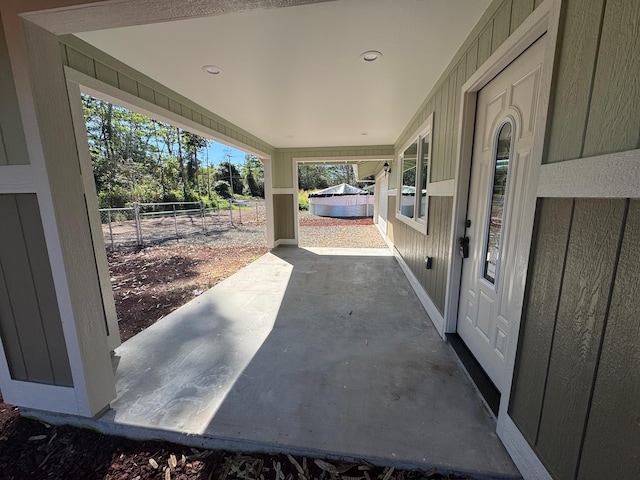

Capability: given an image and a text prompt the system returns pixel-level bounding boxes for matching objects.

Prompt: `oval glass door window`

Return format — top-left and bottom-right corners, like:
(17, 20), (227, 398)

(483, 121), (513, 285)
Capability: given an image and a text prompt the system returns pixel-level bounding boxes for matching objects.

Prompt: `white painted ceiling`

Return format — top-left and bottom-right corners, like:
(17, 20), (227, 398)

(78, 0), (490, 149)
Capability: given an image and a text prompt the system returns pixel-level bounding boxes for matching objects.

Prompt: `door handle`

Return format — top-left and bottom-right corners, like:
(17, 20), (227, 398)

(458, 236), (470, 259)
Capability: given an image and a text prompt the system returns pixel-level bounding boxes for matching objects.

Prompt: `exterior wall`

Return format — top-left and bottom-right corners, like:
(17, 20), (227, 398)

(0, 14), (116, 415)
(506, 4), (640, 478)
(510, 198), (640, 479)
(546, 0), (640, 163)
(0, 12), (29, 166)
(273, 194), (295, 241)
(390, 0), (541, 315)
(0, 194), (73, 386)
(387, 195), (453, 314)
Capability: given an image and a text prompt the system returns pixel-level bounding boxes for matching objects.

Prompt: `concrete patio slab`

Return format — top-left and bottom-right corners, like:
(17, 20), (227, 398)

(31, 247), (520, 479)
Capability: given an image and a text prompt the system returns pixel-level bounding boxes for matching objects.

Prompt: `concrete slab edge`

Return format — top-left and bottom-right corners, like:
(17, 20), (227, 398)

(21, 408), (521, 480)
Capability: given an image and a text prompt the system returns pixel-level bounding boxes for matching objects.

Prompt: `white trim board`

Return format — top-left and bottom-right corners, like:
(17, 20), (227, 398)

(393, 247), (445, 339)
(295, 155), (392, 163)
(500, 416), (553, 480)
(428, 179), (456, 197)
(537, 149), (640, 198)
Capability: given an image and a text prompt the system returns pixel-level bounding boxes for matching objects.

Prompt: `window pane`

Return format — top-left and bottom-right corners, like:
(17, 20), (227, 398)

(400, 141), (417, 218)
(483, 122), (512, 285)
(418, 135), (429, 219)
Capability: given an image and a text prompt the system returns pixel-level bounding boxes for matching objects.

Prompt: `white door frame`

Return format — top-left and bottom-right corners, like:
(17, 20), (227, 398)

(443, 1), (562, 478)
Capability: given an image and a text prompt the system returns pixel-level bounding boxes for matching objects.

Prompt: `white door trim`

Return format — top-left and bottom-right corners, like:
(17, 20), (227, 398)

(443, 0), (562, 478)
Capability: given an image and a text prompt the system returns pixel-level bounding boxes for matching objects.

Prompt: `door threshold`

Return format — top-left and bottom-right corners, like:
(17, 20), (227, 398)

(447, 333), (500, 416)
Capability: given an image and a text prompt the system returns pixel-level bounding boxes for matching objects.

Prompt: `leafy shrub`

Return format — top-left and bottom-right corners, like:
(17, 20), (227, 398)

(213, 180), (232, 198)
(298, 190), (310, 211)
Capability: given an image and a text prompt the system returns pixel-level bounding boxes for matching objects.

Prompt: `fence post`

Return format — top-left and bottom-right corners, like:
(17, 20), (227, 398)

(107, 209), (114, 250)
(238, 201), (242, 224)
(229, 199), (234, 226)
(134, 202), (142, 246)
(200, 201), (206, 235)
(173, 204), (179, 240)
(256, 202), (258, 222)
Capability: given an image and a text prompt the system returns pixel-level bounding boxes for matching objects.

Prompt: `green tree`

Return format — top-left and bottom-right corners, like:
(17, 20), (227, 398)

(242, 154), (264, 197)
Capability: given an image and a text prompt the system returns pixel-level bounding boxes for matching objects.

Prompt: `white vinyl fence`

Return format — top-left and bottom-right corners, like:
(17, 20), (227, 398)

(99, 200), (263, 249)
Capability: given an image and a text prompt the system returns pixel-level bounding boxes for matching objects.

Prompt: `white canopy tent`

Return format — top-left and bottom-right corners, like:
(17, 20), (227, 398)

(309, 183), (373, 217)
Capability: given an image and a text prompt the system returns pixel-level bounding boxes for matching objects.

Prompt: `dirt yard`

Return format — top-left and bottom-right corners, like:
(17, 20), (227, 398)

(0, 215), (472, 479)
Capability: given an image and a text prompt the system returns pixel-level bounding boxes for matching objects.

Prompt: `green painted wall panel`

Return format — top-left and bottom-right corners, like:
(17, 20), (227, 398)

(137, 83), (155, 104)
(466, 41), (478, 80)
(492, 0), (513, 54)
(15, 195), (73, 386)
(583, 0), (640, 157)
(95, 61), (118, 88)
(0, 194), (73, 386)
(509, 198), (573, 445)
(273, 194), (295, 241)
(66, 47), (95, 78)
(118, 73), (138, 97)
(0, 13), (30, 165)
(545, 0), (605, 163)
(477, 23), (494, 68)
(536, 199), (626, 480)
(511, 0), (535, 34)
(577, 200), (640, 479)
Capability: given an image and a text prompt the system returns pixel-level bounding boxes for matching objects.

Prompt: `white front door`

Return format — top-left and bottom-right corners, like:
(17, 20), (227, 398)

(377, 173), (388, 234)
(457, 37), (545, 392)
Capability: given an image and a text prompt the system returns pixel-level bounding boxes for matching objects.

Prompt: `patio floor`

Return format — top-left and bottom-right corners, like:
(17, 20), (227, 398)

(38, 247), (520, 479)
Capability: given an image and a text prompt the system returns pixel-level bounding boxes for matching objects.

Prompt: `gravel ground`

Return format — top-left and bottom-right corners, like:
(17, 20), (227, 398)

(298, 211), (388, 249)
(142, 212), (388, 250)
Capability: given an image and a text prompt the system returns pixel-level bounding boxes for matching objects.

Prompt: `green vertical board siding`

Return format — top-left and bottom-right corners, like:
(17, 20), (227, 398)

(477, 23), (494, 68)
(66, 47), (95, 78)
(444, 71), (457, 180)
(95, 62), (118, 88)
(0, 12), (30, 165)
(583, 0), (640, 156)
(545, 0), (605, 163)
(273, 194), (294, 240)
(492, 0), (513, 54)
(466, 42), (478, 82)
(577, 200), (640, 479)
(511, 0), (535, 34)
(391, 196), (452, 314)
(509, 198), (573, 445)
(434, 85), (447, 183)
(536, 199), (626, 480)
(15, 195), (73, 385)
(0, 195), (73, 386)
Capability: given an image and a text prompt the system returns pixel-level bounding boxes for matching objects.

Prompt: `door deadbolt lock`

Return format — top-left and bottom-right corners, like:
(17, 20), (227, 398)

(458, 236), (470, 259)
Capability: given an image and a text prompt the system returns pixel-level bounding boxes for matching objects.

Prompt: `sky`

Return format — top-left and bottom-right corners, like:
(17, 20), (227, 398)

(204, 141), (247, 167)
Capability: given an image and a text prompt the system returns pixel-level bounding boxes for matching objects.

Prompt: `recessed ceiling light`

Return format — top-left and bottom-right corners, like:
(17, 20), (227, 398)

(286, 135), (295, 139)
(202, 65), (223, 75)
(360, 50), (382, 62)
(361, 132), (368, 136)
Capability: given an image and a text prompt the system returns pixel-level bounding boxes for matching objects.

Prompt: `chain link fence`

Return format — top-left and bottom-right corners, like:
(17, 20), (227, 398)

(99, 200), (264, 249)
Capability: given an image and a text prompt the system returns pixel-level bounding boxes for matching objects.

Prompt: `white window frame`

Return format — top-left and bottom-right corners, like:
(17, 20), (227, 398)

(395, 113), (433, 232)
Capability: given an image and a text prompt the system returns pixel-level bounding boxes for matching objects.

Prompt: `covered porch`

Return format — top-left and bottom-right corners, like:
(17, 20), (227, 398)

(27, 247), (518, 479)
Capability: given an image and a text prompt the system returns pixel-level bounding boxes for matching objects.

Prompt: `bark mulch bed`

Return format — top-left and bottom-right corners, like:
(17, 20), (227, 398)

(0, 216), (474, 479)
(109, 244), (268, 342)
(0, 396), (471, 479)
